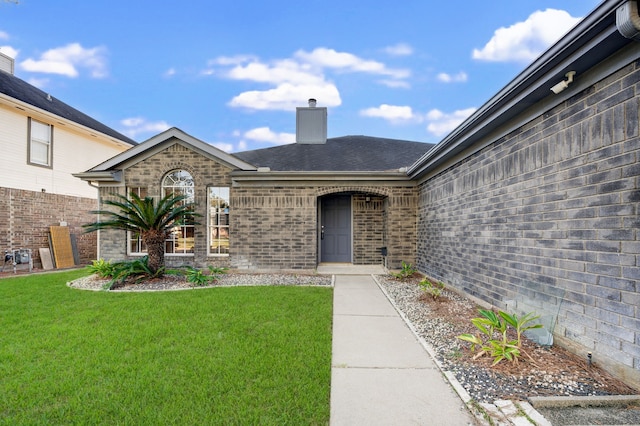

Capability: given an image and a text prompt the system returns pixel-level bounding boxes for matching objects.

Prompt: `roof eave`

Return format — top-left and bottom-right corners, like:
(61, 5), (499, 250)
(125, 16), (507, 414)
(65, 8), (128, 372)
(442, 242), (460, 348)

(73, 170), (123, 183)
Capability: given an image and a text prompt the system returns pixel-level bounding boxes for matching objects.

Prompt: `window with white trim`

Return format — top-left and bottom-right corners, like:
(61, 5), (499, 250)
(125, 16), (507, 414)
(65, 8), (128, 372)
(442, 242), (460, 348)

(162, 170), (195, 255)
(28, 118), (52, 167)
(208, 187), (230, 255)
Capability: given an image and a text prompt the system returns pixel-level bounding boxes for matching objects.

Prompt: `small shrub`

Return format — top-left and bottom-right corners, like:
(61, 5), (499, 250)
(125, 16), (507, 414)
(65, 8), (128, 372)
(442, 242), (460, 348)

(105, 256), (166, 290)
(392, 261), (417, 280)
(88, 259), (116, 278)
(183, 266), (228, 287)
(185, 267), (211, 286)
(418, 278), (445, 300)
(457, 309), (543, 366)
(208, 266), (228, 282)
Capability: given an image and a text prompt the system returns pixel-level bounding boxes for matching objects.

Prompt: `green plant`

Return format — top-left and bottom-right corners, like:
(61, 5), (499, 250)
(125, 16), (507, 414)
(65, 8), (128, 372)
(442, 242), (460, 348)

(87, 258), (116, 278)
(418, 278), (445, 300)
(457, 309), (542, 366)
(183, 267), (211, 286)
(392, 261), (417, 280)
(181, 266), (228, 287)
(105, 256), (168, 289)
(498, 311), (543, 348)
(83, 192), (200, 276)
(208, 265), (228, 281)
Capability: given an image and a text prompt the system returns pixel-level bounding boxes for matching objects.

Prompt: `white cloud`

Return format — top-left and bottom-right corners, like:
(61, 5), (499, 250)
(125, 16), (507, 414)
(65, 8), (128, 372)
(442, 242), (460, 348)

(20, 43), (108, 78)
(0, 45), (18, 59)
(164, 68), (176, 77)
(383, 43), (413, 56)
(120, 117), (170, 139)
(295, 47), (410, 79)
(0, 31), (9, 40)
(379, 79), (410, 89)
(360, 104), (417, 123)
(472, 9), (581, 63)
(436, 71), (468, 83)
(229, 80), (341, 111)
(243, 127), (295, 145)
(211, 142), (234, 152)
(425, 108), (476, 137)
(208, 47), (409, 111)
(226, 59), (323, 85)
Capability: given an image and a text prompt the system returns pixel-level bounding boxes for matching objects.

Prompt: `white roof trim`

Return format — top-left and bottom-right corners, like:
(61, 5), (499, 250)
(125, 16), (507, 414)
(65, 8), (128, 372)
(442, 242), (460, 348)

(85, 127), (256, 172)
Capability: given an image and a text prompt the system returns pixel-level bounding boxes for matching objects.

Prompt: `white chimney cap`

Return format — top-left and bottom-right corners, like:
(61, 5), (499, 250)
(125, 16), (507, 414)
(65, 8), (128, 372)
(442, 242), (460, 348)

(308, 98), (317, 107)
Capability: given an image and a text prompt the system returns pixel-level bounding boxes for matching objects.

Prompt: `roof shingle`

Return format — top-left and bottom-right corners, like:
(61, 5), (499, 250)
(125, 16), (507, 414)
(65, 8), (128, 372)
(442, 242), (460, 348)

(0, 70), (137, 146)
(234, 135), (433, 172)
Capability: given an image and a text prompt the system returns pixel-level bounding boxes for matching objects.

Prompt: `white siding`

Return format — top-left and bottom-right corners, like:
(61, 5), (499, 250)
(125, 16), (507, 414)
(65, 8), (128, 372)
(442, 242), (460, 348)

(0, 104), (131, 199)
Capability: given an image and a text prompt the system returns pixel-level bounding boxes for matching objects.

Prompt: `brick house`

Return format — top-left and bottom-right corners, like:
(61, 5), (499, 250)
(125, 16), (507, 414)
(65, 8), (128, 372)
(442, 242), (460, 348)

(0, 53), (136, 269)
(410, 0), (640, 388)
(77, 0), (638, 388)
(74, 106), (433, 271)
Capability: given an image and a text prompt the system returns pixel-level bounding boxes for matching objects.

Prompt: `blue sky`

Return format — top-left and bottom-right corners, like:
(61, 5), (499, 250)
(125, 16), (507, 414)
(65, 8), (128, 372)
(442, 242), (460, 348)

(1, 0), (601, 152)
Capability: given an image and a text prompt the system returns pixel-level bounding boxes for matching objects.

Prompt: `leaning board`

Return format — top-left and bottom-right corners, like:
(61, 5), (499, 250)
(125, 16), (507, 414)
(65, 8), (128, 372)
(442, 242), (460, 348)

(49, 226), (76, 268)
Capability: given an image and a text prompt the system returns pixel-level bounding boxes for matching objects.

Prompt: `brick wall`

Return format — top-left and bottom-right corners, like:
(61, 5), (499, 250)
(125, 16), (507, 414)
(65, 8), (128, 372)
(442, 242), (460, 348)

(353, 194), (385, 265)
(98, 141), (233, 269)
(231, 187), (318, 269)
(416, 59), (640, 386)
(0, 186), (97, 269)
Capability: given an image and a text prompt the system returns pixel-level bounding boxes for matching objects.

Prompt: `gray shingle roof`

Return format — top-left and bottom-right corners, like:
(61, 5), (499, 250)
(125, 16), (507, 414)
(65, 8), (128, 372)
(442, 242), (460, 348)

(0, 70), (137, 146)
(234, 135), (433, 171)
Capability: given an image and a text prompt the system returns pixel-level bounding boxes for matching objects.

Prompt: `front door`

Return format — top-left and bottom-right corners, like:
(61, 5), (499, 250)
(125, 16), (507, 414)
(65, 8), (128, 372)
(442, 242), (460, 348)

(320, 195), (352, 262)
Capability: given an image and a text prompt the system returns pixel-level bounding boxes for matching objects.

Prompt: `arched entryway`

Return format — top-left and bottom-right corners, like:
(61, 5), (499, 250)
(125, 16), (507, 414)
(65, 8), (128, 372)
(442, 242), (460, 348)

(318, 191), (388, 265)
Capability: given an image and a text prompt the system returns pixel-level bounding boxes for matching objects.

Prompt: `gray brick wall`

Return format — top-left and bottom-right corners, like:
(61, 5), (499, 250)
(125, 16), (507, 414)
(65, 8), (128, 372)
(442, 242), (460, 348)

(416, 59), (640, 386)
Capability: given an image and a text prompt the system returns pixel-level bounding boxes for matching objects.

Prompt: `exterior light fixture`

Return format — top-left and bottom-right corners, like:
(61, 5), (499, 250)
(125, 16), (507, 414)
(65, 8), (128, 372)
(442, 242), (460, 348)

(550, 71), (576, 94)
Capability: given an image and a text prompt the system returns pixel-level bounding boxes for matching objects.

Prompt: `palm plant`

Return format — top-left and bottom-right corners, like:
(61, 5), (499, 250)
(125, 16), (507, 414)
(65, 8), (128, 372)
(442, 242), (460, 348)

(83, 192), (199, 276)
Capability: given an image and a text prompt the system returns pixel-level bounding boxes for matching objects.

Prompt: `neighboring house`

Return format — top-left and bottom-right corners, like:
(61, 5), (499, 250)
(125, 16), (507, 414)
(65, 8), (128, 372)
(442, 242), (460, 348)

(77, 0), (638, 388)
(0, 52), (137, 269)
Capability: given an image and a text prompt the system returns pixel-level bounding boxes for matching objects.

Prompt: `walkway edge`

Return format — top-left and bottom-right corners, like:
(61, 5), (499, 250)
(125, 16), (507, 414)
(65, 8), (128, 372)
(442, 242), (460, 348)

(371, 275), (553, 426)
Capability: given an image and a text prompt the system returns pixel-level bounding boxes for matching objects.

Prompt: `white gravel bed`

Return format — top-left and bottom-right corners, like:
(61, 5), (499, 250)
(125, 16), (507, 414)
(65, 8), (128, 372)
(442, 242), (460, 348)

(69, 272), (332, 291)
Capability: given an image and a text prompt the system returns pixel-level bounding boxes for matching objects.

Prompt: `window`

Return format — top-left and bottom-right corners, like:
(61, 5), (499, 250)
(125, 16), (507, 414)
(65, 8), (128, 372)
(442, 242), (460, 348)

(28, 118), (52, 167)
(127, 187), (148, 254)
(208, 187), (230, 255)
(162, 170), (195, 254)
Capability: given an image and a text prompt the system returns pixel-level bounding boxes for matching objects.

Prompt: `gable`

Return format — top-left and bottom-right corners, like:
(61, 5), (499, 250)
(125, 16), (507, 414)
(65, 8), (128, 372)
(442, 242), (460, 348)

(75, 127), (256, 183)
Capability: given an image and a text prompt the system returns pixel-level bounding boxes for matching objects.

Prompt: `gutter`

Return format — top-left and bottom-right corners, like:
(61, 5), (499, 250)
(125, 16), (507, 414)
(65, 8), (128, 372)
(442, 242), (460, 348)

(73, 170), (123, 182)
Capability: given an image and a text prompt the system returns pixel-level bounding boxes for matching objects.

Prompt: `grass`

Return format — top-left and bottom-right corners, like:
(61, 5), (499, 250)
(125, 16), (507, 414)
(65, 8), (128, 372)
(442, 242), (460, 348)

(0, 269), (333, 425)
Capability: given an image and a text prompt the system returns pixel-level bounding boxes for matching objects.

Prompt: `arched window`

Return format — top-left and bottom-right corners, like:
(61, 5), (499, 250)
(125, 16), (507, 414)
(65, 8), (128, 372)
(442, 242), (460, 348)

(162, 170), (195, 254)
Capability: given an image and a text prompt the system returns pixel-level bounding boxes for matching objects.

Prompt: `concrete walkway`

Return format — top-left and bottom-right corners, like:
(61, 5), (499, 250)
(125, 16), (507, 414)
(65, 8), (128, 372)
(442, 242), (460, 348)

(329, 274), (477, 425)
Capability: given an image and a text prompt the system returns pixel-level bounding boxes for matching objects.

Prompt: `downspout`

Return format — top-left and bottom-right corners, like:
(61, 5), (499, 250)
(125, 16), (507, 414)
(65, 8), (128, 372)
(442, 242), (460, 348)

(617, 0), (640, 40)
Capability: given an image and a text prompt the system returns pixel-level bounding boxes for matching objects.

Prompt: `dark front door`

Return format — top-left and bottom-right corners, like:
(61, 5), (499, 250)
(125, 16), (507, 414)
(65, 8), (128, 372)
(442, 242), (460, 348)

(320, 195), (351, 262)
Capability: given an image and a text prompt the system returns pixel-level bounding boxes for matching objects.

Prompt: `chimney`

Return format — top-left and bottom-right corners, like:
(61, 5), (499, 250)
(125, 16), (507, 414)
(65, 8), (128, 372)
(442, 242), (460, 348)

(0, 51), (15, 75)
(296, 98), (327, 144)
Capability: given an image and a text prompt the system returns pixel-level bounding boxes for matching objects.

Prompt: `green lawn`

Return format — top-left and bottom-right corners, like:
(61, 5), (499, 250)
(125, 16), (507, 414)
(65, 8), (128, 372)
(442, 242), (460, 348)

(0, 270), (333, 425)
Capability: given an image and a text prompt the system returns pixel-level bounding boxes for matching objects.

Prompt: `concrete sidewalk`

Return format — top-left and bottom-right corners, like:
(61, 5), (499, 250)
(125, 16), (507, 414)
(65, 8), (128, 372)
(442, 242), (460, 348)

(329, 274), (476, 426)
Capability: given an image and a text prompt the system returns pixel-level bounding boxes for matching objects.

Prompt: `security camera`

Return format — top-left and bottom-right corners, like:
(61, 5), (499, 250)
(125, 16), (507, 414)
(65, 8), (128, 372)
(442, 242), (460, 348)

(551, 80), (569, 94)
(550, 71), (576, 94)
